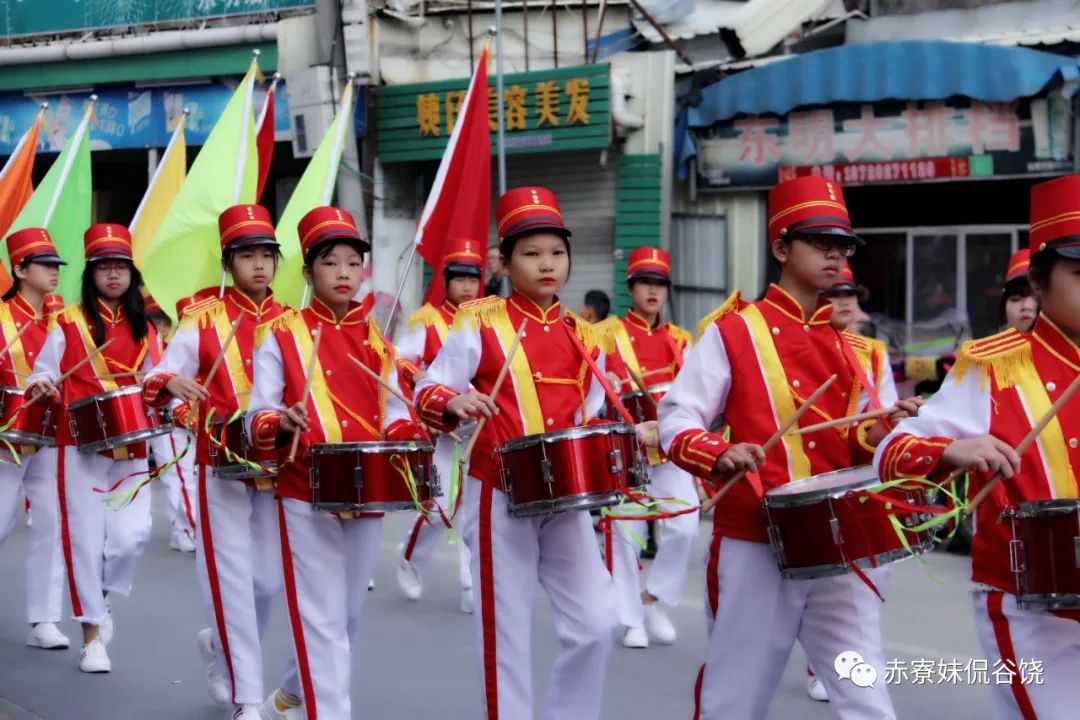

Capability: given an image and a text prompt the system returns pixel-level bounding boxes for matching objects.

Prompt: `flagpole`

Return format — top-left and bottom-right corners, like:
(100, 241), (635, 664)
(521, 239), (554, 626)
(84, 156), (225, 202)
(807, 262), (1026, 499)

(44, 95), (96, 226)
(491, 23), (506, 194)
(383, 242), (418, 334)
(321, 76), (355, 205)
(131, 108), (187, 236)
(232, 51), (260, 205)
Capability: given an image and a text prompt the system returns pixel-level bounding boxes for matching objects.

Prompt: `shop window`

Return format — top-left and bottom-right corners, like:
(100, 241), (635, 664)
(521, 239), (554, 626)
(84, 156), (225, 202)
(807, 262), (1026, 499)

(670, 214), (727, 331)
(966, 233), (1014, 338)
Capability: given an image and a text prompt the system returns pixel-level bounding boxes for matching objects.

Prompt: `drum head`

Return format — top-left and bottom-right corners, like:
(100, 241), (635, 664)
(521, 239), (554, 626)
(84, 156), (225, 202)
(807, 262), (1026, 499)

(1014, 499), (1080, 518)
(765, 465), (878, 507)
(69, 385), (142, 410)
(311, 441), (433, 456)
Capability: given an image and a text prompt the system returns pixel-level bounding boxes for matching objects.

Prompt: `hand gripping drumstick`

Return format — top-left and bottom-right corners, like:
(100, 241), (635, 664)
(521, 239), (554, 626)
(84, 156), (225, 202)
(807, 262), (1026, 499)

(966, 372), (1080, 515)
(29, 338), (116, 404)
(788, 405), (896, 437)
(702, 374), (838, 513)
(287, 325), (323, 463)
(0, 322), (33, 363)
(345, 353), (462, 443)
(458, 321), (527, 470)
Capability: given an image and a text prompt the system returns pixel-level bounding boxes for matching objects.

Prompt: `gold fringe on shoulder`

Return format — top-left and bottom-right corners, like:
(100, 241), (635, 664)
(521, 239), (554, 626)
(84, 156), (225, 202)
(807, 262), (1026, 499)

(183, 299), (226, 331)
(841, 331), (874, 369)
(407, 303), (444, 330)
(696, 290), (744, 341)
(567, 311), (616, 354)
(453, 296), (505, 331)
(952, 329), (1032, 390)
(254, 308), (300, 348)
(367, 319), (393, 362)
(669, 323), (693, 347)
(50, 305), (82, 332)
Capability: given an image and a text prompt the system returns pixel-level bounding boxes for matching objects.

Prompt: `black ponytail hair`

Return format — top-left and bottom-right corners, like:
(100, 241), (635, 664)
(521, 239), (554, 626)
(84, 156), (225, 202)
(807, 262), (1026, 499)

(80, 261), (149, 347)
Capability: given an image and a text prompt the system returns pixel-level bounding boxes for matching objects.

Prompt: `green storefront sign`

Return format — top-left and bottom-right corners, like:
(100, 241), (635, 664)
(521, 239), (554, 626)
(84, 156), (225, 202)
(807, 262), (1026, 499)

(1, 1), (315, 38)
(376, 64), (611, 163)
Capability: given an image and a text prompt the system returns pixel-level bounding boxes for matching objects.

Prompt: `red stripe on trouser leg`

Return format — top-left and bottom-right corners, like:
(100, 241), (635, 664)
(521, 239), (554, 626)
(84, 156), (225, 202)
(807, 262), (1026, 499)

(692, 664), (705, 720)
(986, 592), (1038, 720)
(56, 448), (82, 618)
(604, 522), (613, 575)
(278, 500), (317, 720)
(198, 466), (237, 703)
(706, 533), (722, 619)
(478, 482), (499, 720)
(403, 516), (424, 561)
(172, 434), (196, 535)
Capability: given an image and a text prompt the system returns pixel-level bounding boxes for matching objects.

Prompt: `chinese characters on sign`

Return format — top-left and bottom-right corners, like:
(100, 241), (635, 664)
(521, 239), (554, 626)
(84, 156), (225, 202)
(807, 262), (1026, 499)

(882, 658), (1044, 687)
(415, 78), (593, 137)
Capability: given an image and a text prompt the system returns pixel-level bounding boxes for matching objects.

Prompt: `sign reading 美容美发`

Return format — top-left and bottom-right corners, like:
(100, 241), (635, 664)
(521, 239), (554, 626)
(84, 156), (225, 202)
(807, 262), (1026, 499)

(376, 64), (611, 163)
(0, 0), (315, 38)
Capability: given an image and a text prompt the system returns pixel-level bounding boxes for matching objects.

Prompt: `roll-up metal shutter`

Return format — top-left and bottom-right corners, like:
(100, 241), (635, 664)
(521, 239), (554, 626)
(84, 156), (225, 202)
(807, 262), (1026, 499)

(493, 151), (616, 314)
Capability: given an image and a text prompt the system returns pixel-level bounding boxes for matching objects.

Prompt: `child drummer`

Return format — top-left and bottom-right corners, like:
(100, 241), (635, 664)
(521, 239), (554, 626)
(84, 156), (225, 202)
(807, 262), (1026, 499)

(142, 205), (288, 720)
(393, 236), (482, 613)
(27, 224), (162, 674)
(416, 187), (654, 720)
(0, 228), (70, 652)
(875, 174), (1080, 719)
(604, 246), (697, 650)
(246, 205), (424, 720)
(657, 176), (919, 719)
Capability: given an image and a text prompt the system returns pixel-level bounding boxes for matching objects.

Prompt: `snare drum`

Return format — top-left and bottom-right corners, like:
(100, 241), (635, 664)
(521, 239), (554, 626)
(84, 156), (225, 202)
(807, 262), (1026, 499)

(763, 466), (934, 579)
(619, 382), (672, 423)
(68, 386), (171, 453)
(209, 413), (277, 480)
(1006, 500), (1080, 610)
(0, 387), (58, 447)
(497, 423), (647, 518)
(309, 441), (438, 513)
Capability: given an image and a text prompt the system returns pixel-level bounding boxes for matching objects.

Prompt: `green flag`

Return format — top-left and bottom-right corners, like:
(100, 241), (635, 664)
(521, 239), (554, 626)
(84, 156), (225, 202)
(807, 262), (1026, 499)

(143, 62), (259, 320)
(8, 100), (94, 301)
(273, 81), (355, 307)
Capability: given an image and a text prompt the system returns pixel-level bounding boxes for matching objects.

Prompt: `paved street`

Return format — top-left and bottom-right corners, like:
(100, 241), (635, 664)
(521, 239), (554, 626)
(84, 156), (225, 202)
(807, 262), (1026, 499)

(0, 490), (991, 719)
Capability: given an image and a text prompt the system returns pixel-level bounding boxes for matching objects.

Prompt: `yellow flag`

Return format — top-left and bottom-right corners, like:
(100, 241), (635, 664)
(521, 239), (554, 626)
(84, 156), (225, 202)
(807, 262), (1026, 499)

(131, 114), (187, 268)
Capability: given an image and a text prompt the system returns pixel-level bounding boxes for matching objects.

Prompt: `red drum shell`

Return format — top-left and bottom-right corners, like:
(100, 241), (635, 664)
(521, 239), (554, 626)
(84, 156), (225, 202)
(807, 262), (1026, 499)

(763, 466), (934, 579)
(0, 387), (58, 447)
(209, 413), (277, 480)
(68, 386), (171, 453)
(309, 442), (438, 513)
(1008, 500), (1080, 611)
(619, 383), (671, 423)
(497, 423), (647, 518)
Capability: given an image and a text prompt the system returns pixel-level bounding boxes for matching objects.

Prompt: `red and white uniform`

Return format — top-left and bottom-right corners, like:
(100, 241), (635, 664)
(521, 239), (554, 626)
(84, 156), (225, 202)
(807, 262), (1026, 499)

(604, 308), (698, 628)
(395, 298), (472, 593)
(143, 284), (287, 706)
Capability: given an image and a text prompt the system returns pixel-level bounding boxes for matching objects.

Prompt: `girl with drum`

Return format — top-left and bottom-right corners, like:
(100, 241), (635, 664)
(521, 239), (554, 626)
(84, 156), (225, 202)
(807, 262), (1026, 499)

(26, 224), (162, 674)
(876, 175), (1080, 720)
(415, 187), (653, 720)
(0, 228), (70, 653)
(141, 205), (289, 720)
(246, 205), (425, 720)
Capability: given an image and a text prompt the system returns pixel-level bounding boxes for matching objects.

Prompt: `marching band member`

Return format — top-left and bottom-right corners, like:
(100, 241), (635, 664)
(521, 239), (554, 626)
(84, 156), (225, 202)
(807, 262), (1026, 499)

(0, 228), (70, 651)
(1000, 249), (1038, 333)
(875, 175), (1080, 720)
(605, 246), (696, 649)
(416, 187), (640, 720)
(247, 206), (422, 720)
(658, 176), (918, 719)
(27, 224), (161, 674)
(394, 236), (480, 613)
(142, 205), (288, 720)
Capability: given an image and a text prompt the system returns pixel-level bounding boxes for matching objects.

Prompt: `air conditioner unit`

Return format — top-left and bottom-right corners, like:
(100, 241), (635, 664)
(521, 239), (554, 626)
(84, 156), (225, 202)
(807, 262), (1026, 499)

(287, 66), (336, 159)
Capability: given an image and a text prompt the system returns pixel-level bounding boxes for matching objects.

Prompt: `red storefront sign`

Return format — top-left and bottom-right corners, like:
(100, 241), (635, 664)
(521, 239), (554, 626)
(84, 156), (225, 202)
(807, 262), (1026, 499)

(779, 157), (975, 185)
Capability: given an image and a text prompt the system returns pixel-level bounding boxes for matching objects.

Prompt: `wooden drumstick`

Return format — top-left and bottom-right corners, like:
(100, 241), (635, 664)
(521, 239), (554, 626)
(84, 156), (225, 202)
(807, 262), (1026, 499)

(0, 322), (33, 363)
(627, 367), (659, 411)
(287, 325), (323, 463)
(345, 353), (462, 443)
(29, 338), (115, 404)
(789, 405), (896, 436)
(459, 320), (527, 469)
(190, 315), (244, 416)
(702, 374), (838, 513)
(966, 372), (1080, 515)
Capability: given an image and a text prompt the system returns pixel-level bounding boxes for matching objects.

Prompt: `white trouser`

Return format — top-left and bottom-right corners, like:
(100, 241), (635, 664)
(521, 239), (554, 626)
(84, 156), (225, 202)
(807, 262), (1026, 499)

(149, 429), (197, 541)
(610, 461), (699, 626)
(464, 476), (617, 720)
(0, 447), (66, 624)
(56, 446), (152, 625)
(278, 498), (381, 720)
(696, 536), (895, 720)
(972, 590), (1080, 720)
(195, 466), (282, 705)
(398, 433), (472, 590)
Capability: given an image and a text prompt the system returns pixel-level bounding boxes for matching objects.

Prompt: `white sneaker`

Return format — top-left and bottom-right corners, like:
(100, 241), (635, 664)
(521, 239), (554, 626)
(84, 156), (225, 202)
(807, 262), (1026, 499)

(460, 588), (474, 614)
(98, 611), (114, 646)
(621, 625), (649, 648)
(27, 622), (70, 649)
(807, 676), (829, 702)
(198, 627), (231, 706)
(79, 638), (111, 673)
(368, 577), (375, 591)
(259, 688), (304, 720)
(643, 602), (677, 645)
(396, 545), (423, 601)
(170, 531), (196, 553)
(233, 705), (261, 720)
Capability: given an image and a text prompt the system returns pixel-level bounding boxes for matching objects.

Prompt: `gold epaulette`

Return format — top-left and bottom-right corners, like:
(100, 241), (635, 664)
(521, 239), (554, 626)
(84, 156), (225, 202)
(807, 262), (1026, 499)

(567, 310), (615, 354)
(367, 319), (393, 362)
(254, 307), (301, 347)
(179, 296), (218, 321)
(50, 305), (82, 331)
(407, 303), (445, 330)
(452, 296), (505, 331)
(953, 329), (1032, 390)
(841, 331), (874, 368)
(669, 323), (693, 347)
(696, 290), (744, 341)
(180, 298), (227, 331)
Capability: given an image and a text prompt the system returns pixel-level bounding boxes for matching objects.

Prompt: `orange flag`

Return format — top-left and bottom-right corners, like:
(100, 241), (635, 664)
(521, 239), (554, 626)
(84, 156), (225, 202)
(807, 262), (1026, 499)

(0, 112), (44, 290)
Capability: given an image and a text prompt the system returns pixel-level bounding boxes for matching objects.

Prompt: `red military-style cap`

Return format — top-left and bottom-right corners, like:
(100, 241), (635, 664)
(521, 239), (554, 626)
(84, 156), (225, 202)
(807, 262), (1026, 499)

(5, 227), (66, 267)
(1004, 249), (1031, 285)
(1029, 175), (1080, 259)
(175, 285), (219, 318)
(84, 223), (133, 262)
(823, 262), (868, 301)
(443, 237), (484, 277)
(767, 176), (860, 245)
(218, 204), (278, 251)
(141, 287), (163, 315)
(495, 186), (571, 242)
(626, 246), (671, 283)
(297, 206), (367, 260)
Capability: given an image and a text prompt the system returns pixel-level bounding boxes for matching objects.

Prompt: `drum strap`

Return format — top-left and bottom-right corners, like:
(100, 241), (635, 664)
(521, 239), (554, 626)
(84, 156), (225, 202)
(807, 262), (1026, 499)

(561, 320), (635, 424)
(326, 389), (381, 438)
(837, 332), (884, 412)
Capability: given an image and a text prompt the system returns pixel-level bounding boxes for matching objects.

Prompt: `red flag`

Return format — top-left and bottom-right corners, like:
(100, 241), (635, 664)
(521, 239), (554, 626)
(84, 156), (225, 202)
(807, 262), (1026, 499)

(255, 80), (277, 201)
(414, 47), (492, 303)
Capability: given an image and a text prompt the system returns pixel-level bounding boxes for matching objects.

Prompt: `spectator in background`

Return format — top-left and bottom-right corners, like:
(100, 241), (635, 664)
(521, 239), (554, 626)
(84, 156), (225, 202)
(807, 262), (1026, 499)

(578, 289), (611, 323)
(484, 245), (510, 297)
